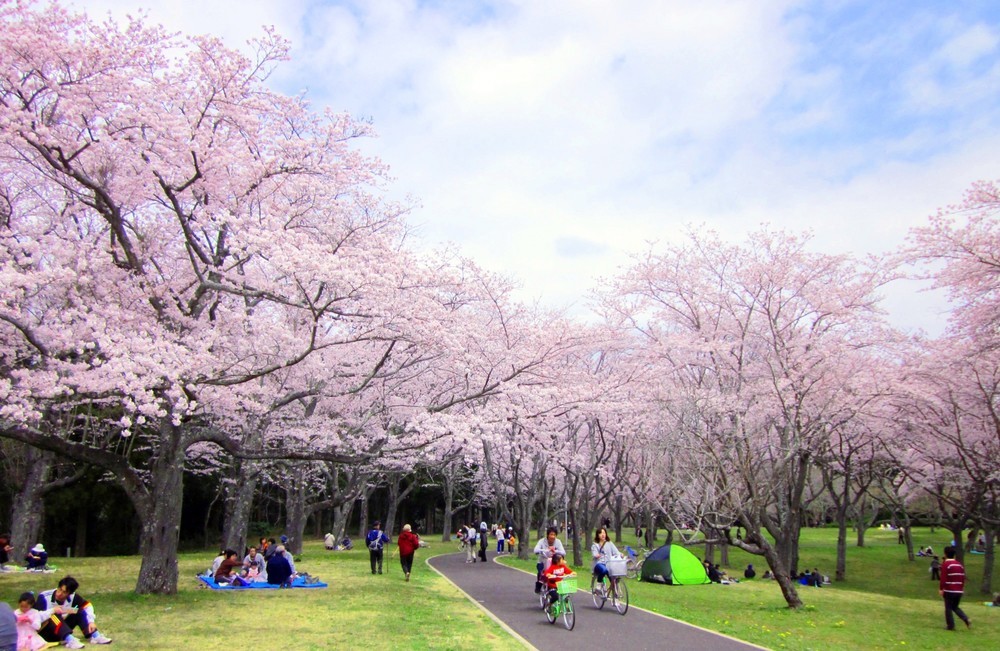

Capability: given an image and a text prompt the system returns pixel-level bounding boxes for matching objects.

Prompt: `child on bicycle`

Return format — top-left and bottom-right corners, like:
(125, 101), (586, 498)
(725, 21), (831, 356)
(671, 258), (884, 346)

(591, 526), (621, 590)
(543, 553), (574, 605)
(533, 527), (566, 593)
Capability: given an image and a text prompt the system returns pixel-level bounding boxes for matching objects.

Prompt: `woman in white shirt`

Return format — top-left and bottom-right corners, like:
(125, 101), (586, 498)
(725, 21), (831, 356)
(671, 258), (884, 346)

(591, 526), (620, 588)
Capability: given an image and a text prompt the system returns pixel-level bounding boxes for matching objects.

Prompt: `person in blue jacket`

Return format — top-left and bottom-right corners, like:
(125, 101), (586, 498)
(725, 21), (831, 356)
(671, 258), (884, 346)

(366, 521), (390, 575)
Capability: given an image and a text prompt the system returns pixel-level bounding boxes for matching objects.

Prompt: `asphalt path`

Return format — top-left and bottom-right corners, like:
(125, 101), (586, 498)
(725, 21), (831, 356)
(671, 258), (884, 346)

(428, 551), (766, 651)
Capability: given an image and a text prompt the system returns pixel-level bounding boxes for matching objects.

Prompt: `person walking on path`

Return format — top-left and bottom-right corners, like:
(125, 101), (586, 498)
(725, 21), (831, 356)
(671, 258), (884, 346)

(478, 522), (489, 563)
(397, 524), (420, 582)
(939, 545), (971, 630)
(366, 521), (390, 575)
(533, 527), (566, 593)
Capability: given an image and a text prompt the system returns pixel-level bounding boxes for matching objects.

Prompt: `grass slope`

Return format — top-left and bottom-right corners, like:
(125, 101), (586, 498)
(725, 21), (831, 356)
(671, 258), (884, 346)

(0, 541), (513, 650)
(500, 526), (997, 650)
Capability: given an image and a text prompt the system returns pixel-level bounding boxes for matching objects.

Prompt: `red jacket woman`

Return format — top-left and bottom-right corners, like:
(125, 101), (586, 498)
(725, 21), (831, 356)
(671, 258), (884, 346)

(397, 524), (420, 582)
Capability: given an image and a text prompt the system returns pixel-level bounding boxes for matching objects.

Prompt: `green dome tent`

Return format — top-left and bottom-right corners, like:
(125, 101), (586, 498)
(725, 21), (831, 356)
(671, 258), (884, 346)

(640, 544), (711, 585)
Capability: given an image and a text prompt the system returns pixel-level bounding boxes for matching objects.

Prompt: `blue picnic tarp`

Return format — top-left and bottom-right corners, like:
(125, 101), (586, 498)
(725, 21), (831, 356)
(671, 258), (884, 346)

(197, 575), (327, 590)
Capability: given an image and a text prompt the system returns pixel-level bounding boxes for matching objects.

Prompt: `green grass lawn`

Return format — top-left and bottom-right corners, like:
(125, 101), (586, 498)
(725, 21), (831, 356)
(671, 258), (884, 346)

(500, 526), (997, 650)
(0, 540), (514, 650)
(1, 528), (994, 650)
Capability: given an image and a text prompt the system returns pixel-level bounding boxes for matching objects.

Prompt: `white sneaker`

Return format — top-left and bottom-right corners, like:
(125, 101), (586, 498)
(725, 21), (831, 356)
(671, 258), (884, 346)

(89, 632), (113, 644)
(64, 636), (85, 649)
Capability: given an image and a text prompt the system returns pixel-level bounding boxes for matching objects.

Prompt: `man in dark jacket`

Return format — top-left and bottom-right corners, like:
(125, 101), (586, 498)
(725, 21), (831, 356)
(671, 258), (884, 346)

(266, 547), (294, 587)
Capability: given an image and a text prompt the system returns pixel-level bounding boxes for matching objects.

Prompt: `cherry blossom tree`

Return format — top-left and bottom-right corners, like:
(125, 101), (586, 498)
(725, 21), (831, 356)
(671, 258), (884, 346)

(0, 2), (417, 593)
(597, 226), (895, 608)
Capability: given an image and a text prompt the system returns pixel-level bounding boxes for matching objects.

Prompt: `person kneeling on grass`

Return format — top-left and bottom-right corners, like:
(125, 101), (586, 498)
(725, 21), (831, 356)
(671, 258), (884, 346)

(542, 553), (574, 606)
(33, 576), (111, 647)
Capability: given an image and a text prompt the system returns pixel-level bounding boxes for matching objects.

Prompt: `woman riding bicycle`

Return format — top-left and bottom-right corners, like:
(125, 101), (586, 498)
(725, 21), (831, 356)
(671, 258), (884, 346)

(543, 553), (574, 605)
(591, 526), (621, 590)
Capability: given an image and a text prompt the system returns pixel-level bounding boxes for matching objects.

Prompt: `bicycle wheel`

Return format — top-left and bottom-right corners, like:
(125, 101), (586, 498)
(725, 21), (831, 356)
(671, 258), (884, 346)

(562, 595), (575, 630)
(591, 575), (607, 609)
(545, 597), (557, 624)
(539, 587), (548, 611)
(612, 578), (629, 615)
(626, 559), (638, 580)
(634, 559), (645, 580)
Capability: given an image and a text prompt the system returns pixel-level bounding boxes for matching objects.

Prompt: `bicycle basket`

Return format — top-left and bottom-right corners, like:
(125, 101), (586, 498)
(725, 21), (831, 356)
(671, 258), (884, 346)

(607, 558), (628, 577)
(556, 575), (578, 595)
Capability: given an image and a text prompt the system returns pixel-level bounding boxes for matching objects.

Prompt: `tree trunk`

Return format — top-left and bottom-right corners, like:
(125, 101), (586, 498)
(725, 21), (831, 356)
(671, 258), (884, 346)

(901, 514), (915, 561)
(74, 510), (87, 558)
(10, 448), (52, 560)
(569, 505), (583, 567)
(835, 509), (848, 581)
(441, 474), (455, 542)
(766, 542), (804, 609)
(358, 493), (370, 539)
(284, 472), (308, 555)
(948, 526), (965, 563)
(223, 460), (259, 552)
(613, 494), (623, 544)
(384, 474), (417, 540)
(980, 527), (995, 595)
(134, 426), (185, 595)
(330, 500), (354, 544)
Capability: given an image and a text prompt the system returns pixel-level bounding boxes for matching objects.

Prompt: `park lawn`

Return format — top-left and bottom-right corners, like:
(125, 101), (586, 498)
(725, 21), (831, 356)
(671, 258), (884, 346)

(500, 526), (997, 651)
(0, 540), (515, 650)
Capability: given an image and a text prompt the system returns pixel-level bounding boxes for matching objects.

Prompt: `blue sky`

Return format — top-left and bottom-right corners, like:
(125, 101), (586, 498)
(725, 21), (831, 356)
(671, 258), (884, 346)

(75, 0), (1000, 333)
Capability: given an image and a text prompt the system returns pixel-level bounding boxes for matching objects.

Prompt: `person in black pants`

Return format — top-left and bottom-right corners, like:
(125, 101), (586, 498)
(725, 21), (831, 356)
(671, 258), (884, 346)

(478, 522), (489, 563)
(939, 546), (971, 631)
(366, 521), (390, 575)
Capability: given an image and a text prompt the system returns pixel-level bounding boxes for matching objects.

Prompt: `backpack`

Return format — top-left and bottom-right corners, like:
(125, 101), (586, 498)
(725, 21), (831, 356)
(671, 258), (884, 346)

(368, 532), (382, 551)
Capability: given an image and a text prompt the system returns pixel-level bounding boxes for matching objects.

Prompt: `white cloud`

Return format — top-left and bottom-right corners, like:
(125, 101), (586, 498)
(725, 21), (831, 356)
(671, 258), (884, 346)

(68, 1), (1000, 334)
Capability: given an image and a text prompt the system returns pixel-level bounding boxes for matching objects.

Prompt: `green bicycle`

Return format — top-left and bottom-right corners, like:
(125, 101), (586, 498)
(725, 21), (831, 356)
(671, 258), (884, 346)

(544, 574), (577, 630)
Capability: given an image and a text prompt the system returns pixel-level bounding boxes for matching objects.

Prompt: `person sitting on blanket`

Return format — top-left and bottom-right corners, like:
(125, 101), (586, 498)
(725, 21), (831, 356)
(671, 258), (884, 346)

(542, 553), (574, 606)
(214, 549), (244, 584)
(266, 545), (295, 587)
(25, 544), (48, 570)
(242, 546), (266, 580)
(209, 549), (226, 576)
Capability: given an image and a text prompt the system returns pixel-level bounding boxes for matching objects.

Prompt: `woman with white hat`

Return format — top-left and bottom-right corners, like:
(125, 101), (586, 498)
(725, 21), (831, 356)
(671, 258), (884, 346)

(25, 544), (47, 571)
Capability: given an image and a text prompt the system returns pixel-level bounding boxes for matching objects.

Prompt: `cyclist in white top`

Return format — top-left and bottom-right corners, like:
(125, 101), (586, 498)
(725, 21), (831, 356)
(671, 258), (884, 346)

(591, 526), (621, 586)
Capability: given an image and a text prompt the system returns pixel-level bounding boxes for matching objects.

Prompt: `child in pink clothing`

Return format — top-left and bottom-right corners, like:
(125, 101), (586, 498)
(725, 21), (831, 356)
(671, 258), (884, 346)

(14, 592), (48, 651)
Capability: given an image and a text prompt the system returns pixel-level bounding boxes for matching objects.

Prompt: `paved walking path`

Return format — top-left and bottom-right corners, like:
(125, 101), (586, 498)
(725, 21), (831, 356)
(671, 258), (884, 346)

(428, 551), (766, 651)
